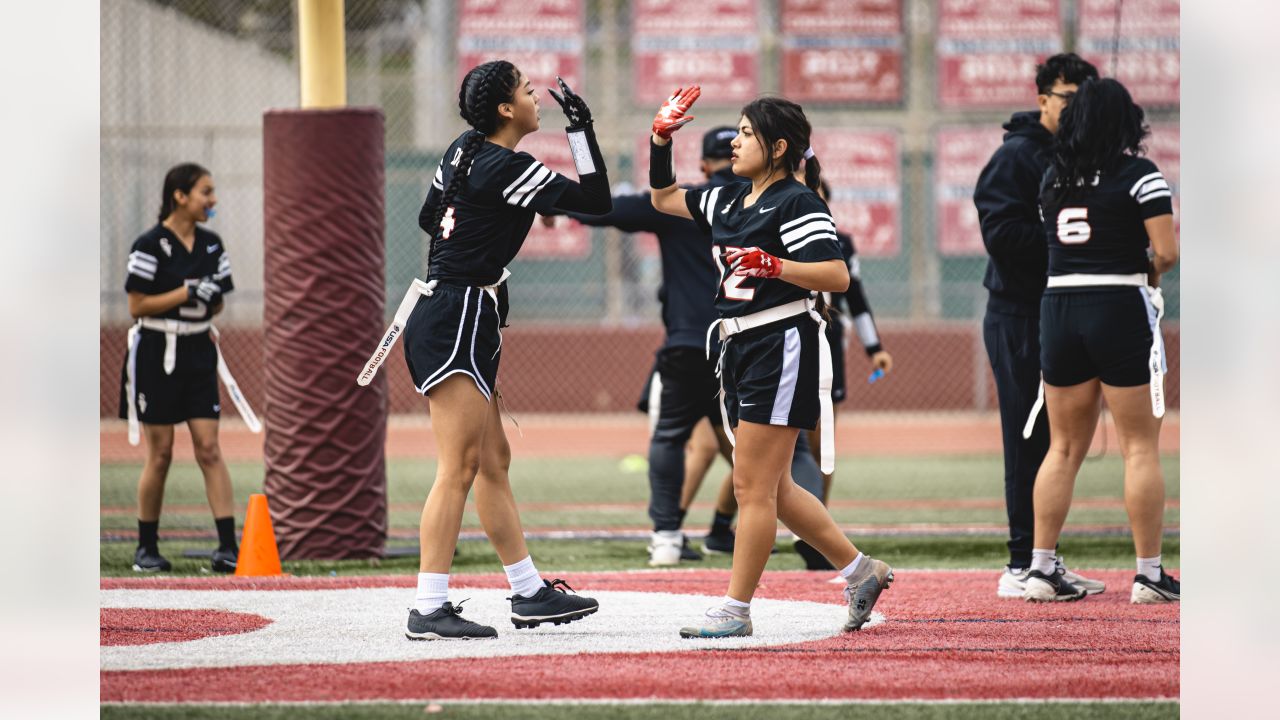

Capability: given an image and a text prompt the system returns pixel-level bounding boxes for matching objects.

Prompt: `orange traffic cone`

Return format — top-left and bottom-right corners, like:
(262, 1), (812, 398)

(235, 493), (283, 576)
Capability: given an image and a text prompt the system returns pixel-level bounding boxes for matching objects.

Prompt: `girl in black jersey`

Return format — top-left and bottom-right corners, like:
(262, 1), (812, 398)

(118, 163), (251, 574)
(1022, 78), (1180, 604)
(649, 91), (894, 637)
(361, 61), (609, 640)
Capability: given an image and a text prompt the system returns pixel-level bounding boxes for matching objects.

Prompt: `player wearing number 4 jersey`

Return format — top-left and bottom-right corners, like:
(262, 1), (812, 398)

(357, 61), (609, 640)
(649, 89), (892, 638)
(1024, 77), (1180, 605)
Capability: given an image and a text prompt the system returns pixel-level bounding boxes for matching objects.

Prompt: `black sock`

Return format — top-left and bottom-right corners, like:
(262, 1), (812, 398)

(214, 516), (237, 551)
(711, 512), (734, 534)
(676, 508), (688, 527)
(138, 520), (159, 550)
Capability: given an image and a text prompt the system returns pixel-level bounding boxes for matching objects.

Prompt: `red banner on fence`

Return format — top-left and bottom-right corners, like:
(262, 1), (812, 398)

(458, 0), (582, 36)
(934, 126), (1006, 256)
(811, 129), (901, 258)
(632, 0), (759, 104)
(1078, 0), (1179, 106)
(935, 0), (1062, 109)
(511, 133), (591, 259)
(780, 0), (904, 104)
(456, 0), (584, 100)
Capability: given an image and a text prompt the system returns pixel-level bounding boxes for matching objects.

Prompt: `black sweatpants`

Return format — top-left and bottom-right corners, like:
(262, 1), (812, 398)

(983, 309), (1049, 569)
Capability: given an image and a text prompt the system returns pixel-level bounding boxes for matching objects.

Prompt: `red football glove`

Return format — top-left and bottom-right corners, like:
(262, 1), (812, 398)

(726, 247), (783, 279)
(652, 86), (701, 139)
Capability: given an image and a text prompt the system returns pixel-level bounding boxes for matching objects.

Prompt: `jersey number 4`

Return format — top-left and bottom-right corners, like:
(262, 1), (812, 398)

(1056, 208), (1091, 244)
(440, 206), (457, 239)
(714, 245), (756, 301)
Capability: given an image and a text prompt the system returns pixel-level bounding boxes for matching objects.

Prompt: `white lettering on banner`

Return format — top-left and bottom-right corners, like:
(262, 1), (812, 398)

(801, 49), (882, 77)
(659, 52), (734, 77)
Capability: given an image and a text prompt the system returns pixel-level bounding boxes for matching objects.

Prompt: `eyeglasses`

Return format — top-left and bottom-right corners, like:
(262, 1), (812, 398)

(1044, 90), (1075, 101)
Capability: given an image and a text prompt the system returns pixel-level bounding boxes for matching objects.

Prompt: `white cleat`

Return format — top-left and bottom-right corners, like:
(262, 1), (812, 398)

(647, 530), (683, 567)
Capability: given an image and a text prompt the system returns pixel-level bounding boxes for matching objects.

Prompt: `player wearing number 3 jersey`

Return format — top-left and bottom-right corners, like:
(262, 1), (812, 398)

(649, 90), (893, 638)
(1024, 77), (1181, 605)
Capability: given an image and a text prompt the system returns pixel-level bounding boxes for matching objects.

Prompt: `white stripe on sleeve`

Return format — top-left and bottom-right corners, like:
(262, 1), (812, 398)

(503, 162), (544, 201)
(704, 187), (722, 227)
(1129, 172), (1164, 198)
(781, 218), (838, 245)
(519, 170), (559, 207)
(786, 233), (838, 253)
(780, 212), (834, 232)
(507, 166), (551, 206)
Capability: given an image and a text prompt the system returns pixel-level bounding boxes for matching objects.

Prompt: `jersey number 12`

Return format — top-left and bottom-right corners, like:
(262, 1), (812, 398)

(1056, 208), (1091, 244)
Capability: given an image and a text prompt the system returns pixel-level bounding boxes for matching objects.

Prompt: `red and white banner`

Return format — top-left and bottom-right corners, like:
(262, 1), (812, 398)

(512, 133), (591, 259)
(1078, 0), (1179, 106)
(632, 0), (759, 104)
(1145, 122), (1180, 234)
(934, 126), (1006, 256)
(456, 0), (584, 106)
(811, 129), (901, 258)
(780, 0), (904, 103)
(935, 0), (1063, 109)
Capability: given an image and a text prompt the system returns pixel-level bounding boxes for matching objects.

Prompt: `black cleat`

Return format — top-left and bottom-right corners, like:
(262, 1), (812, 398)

(703, 528), (734, 555)
(211, 547), (238, 573)
(1131, 568), (1180, 604)
(510, 579), (600, 629)
(680, 536), (703, 561)
(405, 601), (497, 640)
(1022, 568), (1087, 602)
(794, 539), (836, 571)
(132, 546), (171, 573)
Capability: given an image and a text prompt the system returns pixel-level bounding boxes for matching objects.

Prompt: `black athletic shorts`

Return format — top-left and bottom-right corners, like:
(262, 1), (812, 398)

(1040, 287), (1166, 388)
(639, 345), (722, 428)
(403, 282), (505, 402)
(118, 328), (220, 424)
(721, 315), (822, 431)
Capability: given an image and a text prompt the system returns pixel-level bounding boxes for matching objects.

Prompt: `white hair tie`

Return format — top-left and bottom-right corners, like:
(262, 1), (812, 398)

(803, 147), (815, 160)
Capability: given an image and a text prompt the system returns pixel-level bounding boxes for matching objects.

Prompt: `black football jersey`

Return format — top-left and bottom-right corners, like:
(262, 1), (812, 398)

(124, 224), (234, 322)
(684, 178), (843, 318)
(423, 130), (573, 285)
(1040, 155), (1173, 281)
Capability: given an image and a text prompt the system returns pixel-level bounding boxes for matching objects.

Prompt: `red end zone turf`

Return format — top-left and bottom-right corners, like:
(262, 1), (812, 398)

(101, 570), (1178, 703)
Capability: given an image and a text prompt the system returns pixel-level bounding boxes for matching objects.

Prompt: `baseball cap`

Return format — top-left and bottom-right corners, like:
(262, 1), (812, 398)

(701, 126), (736, 159)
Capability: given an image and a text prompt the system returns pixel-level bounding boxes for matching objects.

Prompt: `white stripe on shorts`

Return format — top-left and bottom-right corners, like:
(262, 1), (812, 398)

(769, 326), (802, 425)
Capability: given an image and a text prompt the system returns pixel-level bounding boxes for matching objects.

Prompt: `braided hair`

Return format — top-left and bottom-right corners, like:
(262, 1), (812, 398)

(740, 97), (822, 192)
(426, 60), (521, 250)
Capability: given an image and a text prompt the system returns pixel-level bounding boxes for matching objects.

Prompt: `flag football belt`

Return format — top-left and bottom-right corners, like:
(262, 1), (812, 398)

(125, 318), (262, 446)
(358, 268), (511, 387)
(1023, 273), (1165, 439)
(705, 297), (836, 474)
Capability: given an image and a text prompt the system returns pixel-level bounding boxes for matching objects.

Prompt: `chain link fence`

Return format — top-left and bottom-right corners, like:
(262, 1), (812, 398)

(101, 0), (1180, 421)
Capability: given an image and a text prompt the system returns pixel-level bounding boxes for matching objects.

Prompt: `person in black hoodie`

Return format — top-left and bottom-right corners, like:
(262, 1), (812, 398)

(973, 53), (1106, 599)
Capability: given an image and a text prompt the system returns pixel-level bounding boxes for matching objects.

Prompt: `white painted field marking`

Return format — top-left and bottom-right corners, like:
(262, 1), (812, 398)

(100, 588), (883, 671)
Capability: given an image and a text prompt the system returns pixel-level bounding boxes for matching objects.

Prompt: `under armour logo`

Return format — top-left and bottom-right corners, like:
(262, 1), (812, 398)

(440, 206), (457, 239)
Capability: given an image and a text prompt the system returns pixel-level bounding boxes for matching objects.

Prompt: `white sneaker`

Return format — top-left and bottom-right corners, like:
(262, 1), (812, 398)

(1056, 556), (1106, 595)
(997, 566), (1031, 598)
(647, 530), (683, 567)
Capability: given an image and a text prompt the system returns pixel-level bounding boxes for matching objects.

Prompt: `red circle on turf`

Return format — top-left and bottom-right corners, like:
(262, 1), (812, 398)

(101, 608), (272, 646)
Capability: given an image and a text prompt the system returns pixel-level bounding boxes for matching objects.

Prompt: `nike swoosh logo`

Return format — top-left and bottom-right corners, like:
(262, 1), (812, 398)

(207, 244), (220, 253)
(740, 402), (756, 407)
(758, 206), (776, 214)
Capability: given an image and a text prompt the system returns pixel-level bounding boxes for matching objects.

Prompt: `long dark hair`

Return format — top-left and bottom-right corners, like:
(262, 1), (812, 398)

(1048, 77), (1149, 204)
(739, 97), (822, 192)
(157, 162), (210, 222)
(426, 60), (520, 247)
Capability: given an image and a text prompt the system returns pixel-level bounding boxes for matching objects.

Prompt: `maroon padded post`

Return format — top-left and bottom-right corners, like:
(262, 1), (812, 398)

(262, 108), (387, 559)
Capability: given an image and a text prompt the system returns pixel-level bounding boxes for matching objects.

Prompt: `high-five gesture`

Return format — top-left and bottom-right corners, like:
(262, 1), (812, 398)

(652, 86), (701, 140)
(548, 76), (593, 129)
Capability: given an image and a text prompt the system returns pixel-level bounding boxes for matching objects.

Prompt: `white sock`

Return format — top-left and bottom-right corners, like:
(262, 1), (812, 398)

(721, 596), (750, 615)
(1030, 548), (1057, 576)
(414, 572), (449, 614)
(504, 556), (544, 598)
(1137, 556), (1162, 582)
(838, 552), (865, 580)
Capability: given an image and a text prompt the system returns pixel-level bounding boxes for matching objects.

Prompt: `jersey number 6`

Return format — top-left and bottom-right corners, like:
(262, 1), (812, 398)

(1056, 208), (1091, 244)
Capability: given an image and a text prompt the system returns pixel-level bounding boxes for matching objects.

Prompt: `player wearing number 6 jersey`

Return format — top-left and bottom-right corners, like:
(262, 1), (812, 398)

(359, 61), (611, 640)
(1024, 77), (1180, 605)
(649, 90), (893, 638)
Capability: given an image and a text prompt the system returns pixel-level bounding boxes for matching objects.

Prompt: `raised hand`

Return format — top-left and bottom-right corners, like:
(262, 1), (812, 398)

(548, 76), (593, 128)
(652, 86), (701, 139)
(726, 246), (783, 279)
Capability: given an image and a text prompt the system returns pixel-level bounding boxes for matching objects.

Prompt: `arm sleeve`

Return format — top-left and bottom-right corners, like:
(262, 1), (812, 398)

(683, 186), (716, 235)
(1127, 159), (1175, 219)
(560, 192), (669, 233)
(973, 141), (1048, 257)
(124, 237), (159, 294)
(837, 234), (882, 354)
(210, 236), (235, 294)
(779, 192), (842, 262)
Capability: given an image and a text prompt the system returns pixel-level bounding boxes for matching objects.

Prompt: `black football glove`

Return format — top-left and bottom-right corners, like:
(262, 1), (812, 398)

(187, 277), (222, 304)
(548, 76), (593, 129)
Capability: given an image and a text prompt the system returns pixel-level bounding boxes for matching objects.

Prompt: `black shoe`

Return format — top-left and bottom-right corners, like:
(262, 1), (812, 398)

(510, 579), (600, 629)
(132, 545), (171, 573)
(1131, 568), (1180, 604)
(703, 528), (735, 555)
(793, 539), (836, 571)
(680, 536), (703, 561)
(1022, 569), (1086, 602)
(406, 601), (497, 640)
(211, 547), (238, 573)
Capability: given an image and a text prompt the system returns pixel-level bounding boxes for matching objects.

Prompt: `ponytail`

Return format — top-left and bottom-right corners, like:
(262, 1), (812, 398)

(803, 153), (822, 193)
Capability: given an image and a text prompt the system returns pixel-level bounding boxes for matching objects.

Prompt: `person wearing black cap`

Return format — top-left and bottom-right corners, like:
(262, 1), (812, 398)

(545, 126), (825, 566)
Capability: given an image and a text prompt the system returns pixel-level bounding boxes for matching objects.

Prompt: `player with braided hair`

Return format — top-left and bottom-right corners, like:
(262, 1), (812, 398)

(359, 61), (611, 640)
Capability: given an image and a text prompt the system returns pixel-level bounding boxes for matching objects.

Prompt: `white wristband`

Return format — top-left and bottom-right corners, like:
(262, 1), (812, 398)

(566, 129), (597, 176)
